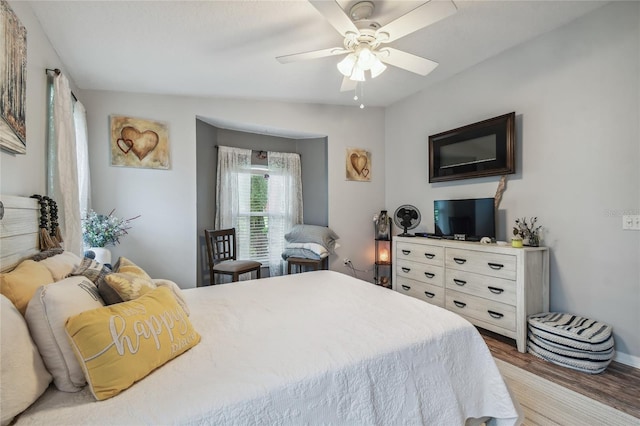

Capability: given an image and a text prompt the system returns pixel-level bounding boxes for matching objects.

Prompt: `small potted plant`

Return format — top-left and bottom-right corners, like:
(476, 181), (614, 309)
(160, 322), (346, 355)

(82, 209), (139, 265)
(513, 217), (542, 247)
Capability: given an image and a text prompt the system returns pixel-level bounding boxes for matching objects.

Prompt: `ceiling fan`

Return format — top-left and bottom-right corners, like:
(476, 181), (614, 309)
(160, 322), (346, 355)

(276, 0), (457, 92)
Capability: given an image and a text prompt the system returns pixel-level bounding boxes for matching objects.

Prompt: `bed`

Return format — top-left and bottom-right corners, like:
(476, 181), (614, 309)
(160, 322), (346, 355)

(0, 195), (521, 425)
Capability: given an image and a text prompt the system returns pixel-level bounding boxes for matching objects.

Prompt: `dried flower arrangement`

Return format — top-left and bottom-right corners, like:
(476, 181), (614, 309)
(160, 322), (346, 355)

(513, 217), (542, 246)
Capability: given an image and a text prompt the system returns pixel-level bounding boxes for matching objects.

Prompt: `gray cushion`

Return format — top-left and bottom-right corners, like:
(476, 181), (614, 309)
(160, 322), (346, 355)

(284, 225), (339, 253)
(213, 260), (261, 273)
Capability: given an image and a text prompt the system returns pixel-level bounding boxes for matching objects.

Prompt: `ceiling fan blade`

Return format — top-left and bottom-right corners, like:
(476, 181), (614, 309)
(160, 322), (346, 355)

(276, 47), (348, 64)
(378, 48), (438, 76)
(340, 77), (357, 92)
(309, 0), (359, 37)
(376, 0), (457, 43)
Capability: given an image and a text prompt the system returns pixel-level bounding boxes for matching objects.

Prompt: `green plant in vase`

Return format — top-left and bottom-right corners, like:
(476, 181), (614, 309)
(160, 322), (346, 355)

(82, 209), (139, 264)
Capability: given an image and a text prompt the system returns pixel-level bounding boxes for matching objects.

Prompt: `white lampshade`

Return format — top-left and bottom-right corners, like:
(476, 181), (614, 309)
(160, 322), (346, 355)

(350, 66), (365, 82)
(370, 56), (387, 79)
(356, 45), (376, 70)
(337, 54), (357, 77)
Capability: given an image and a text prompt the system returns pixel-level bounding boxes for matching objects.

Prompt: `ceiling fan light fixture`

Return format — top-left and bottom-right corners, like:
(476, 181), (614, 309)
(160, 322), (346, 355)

(356, 45), (376, 69)
(337, 53), (357, 77)
(370, 56), (387, 78)
(350, 66), (365, 82)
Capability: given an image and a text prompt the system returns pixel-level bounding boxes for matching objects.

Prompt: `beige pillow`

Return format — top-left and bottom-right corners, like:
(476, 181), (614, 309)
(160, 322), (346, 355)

(0, 260), (54, 315)
(25, 276), (105, 392)
(38, 251), (82, 281)
(1, 295), (52, 426)
(153, 278), (190, 316)
(101, 257), (156, 303)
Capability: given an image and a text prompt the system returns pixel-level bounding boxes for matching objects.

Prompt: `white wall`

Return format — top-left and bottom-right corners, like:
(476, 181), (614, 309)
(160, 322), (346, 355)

(0, 1), (78, 196)
(385, 2), (640, 363)
(81, 91), (385, 286)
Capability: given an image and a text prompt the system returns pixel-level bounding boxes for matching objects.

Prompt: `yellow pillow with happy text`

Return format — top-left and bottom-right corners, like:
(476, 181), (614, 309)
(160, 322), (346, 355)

(65, 287), (201, 401)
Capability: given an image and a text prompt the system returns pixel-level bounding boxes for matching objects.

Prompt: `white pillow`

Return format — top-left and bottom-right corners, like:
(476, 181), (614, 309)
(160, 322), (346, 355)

(25, 276), (104, 392)
(1, 295), (52, 426)
(38, 251), (82, 281)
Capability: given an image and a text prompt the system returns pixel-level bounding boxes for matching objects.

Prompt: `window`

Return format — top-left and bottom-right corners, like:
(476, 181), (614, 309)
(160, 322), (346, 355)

(236, 166), (270, 263)
(216, 146), (302, 276)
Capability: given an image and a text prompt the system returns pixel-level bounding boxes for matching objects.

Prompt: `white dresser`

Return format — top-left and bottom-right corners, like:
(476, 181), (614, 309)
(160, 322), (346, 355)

(392, 237), (549, 352)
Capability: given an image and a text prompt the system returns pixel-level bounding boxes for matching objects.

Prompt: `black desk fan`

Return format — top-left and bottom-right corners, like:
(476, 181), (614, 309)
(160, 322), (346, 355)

(394, 205), (421, 237)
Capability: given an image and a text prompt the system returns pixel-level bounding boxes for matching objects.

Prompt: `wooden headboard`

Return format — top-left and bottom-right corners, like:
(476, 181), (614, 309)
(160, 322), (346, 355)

(0, 194), (40, 272)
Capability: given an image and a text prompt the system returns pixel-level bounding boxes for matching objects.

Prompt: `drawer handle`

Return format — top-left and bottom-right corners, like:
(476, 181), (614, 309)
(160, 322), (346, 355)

(401, 267), (411, 273)
(424, 253), (435, 259)
(401, 285), (411, 291)
(488, 286), (504, 294)
(453, 278), (466, 286)
(424, 291), (435, 298)
(402, 250), (411, 255)
(488, 262), (504, 270)
(488, 310), (504, 319)
(453, 300), (466, 308)
(453, 258), (467, 264)
(424, 272), (435, 279)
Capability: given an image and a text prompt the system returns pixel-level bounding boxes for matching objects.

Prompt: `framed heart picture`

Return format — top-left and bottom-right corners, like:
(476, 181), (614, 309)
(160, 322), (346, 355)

(345, 148), (371, 182)
(110, 115), (170, 169)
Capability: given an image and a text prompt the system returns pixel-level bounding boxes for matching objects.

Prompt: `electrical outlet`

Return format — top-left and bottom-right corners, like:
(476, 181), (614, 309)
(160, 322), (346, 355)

(622, 215), (640, 230)
(343, 258), (351, 266)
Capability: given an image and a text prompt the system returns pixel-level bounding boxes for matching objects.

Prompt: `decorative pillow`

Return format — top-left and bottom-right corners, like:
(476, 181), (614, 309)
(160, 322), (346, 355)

(65, 287), (201, 401)
(71, 257), (112, 284)
(152, 278), (190, 316)
(0, 260), (54, 315)
(25, 276), (105, 392)
(38, 251), (82, 281)
(1, 295), (52, 426)
(99, 257), (156, 304)
(284, 224), (340, 253)
(281, 242), (329, 260)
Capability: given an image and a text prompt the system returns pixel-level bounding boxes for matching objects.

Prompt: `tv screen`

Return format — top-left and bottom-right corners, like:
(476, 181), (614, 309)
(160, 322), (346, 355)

(434, 198), (495, 241)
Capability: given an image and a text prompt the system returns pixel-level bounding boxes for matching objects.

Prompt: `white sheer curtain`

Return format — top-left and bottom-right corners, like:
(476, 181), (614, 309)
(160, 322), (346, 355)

(266, 151), (303, 276)
(74, 101), (91, 217)
(49, 73), (82, 256)
(215, 146), (252, 250)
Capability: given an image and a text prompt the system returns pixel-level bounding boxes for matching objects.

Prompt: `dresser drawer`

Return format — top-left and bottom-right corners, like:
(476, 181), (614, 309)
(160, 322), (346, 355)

(445, 270), (516, 305)
(396, 259), (444, 287)
(446, 289), (516, 331)
(396, 242), (444, 266)
(396, 277), (444, 307)
(445, 248), (516, 280)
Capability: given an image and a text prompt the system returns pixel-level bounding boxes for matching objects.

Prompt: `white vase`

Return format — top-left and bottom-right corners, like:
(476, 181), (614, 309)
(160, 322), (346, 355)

(89, 247), (112, 265)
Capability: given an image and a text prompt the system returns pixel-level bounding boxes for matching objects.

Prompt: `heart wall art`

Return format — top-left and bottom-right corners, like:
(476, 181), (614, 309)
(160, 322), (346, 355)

(110, 115), (170, 170)
(345, 148), (371, 182)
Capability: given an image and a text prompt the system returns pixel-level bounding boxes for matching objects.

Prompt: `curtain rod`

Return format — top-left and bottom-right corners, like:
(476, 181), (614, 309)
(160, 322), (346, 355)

(214, 145), (301, 158)
(45, 68), (78, 102)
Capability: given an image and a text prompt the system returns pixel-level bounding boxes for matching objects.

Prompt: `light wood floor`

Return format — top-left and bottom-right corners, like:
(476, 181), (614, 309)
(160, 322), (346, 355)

(479, 329), (640, 420)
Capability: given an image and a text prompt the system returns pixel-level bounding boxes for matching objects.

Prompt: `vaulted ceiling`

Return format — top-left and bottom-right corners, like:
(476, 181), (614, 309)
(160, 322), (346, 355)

(30, 0), (607, 107)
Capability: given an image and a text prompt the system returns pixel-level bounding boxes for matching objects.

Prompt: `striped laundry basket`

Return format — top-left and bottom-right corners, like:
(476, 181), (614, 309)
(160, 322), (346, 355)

(527, 312), (615, 374)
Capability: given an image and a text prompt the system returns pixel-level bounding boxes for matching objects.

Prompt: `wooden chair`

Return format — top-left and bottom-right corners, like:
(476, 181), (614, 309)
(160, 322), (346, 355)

(204, 228), (261, 284)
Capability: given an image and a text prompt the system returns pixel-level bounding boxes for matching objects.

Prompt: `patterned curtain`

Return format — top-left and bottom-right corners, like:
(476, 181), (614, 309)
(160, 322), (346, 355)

(266, 151), (303, 276)
(215, 145), (252, 244)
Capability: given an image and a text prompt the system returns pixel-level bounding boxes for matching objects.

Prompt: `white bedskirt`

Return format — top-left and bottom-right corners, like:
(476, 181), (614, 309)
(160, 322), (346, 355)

(18, 270), (520, 425)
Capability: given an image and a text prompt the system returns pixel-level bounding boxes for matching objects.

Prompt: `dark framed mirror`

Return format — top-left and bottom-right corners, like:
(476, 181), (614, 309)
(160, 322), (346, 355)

(429, 112), (515, 183)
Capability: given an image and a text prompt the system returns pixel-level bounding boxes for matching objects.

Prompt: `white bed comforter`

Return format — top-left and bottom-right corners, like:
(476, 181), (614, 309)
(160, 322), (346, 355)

(18, 271), (520, 425)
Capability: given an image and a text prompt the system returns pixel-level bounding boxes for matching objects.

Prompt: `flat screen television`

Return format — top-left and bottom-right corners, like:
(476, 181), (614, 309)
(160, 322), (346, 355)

(434, 197), (495, 241)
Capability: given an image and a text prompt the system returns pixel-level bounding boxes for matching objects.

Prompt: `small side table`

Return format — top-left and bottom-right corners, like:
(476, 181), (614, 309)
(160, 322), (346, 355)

(287, 257), (328, 274)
